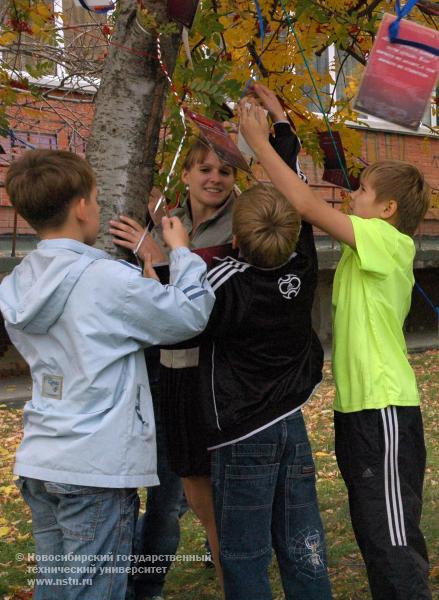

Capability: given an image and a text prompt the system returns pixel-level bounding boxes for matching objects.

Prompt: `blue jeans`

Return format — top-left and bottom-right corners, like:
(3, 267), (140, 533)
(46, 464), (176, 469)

(17, 477), (139, 600)
(132, 374), (185, 598)
(211, 411), (332, 600)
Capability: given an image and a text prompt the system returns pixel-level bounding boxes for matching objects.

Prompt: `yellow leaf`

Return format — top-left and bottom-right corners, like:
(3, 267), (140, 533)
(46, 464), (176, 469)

(34, 3), (52, 19)
(0, 485), (18, 496)
(0, 32), (18, 46)
(430, 565), (439, 579)
(0, 527), (11, 538)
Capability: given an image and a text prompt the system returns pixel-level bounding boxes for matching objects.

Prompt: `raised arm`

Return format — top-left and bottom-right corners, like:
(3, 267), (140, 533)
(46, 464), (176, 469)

(247, 84), (303, 174)
(239, 102), (356, 248)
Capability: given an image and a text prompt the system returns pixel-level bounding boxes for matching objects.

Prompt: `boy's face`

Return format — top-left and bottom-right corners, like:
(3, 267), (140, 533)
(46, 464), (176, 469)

(350, 176), (390, 220)
(83, 186), (100, 245)
(182, 150), (235, 212)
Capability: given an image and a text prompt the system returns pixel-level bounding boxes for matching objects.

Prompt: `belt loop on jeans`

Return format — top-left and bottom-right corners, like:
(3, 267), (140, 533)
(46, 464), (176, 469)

(160, 347), (200, 369)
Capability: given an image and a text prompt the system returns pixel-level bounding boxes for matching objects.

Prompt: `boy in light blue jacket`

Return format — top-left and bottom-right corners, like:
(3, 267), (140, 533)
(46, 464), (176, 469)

(0, 149), (215, 600)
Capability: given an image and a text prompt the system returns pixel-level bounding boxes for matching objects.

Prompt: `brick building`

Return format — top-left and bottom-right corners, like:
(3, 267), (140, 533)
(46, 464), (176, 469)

(0, 85), (93, 237)
(1, 85), (439, 374)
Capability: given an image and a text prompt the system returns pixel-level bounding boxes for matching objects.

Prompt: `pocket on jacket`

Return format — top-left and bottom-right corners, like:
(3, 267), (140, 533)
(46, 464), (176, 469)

(29, 394), (115, 416)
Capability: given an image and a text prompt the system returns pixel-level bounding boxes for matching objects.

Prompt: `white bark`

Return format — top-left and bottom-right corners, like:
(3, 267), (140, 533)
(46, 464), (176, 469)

(86, 0), (181, 253)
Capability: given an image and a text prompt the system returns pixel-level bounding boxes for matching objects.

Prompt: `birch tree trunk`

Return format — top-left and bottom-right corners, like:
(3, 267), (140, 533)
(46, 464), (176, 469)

(86, 0), (181, 254)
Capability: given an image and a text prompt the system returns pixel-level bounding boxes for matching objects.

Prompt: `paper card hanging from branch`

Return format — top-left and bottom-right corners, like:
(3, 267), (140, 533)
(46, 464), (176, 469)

(186, 110), (251, 173)
(353, 13), (439, 130)
(73, 0), (114, 11)
(318, 131), (360, 190)
(167, 0), (199, 29)
(237, 102), (268, 160)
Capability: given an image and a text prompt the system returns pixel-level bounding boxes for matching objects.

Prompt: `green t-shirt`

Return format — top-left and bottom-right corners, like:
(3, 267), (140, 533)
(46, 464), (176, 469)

(332, 216), (419, 413)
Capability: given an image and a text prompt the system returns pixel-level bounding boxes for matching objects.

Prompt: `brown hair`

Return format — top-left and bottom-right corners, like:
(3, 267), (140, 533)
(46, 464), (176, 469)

(182, 138), (237, 175)
(233, 183), (301, 268)
(6, 149), (96, 231)
(361, 160), (431, 236)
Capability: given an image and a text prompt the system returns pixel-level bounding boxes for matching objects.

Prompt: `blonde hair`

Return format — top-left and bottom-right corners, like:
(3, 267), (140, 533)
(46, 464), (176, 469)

(361, 160), (431, 236)
(233, 183), (301, 268)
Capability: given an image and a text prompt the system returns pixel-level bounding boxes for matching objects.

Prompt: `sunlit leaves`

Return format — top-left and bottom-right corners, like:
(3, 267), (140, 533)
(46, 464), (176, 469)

(1, 0), (437, 198)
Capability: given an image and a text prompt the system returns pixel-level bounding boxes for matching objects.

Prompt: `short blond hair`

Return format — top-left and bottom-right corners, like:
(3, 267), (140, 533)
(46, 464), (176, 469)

(361, 160), (431, 236)
(233, 183), (301, 268)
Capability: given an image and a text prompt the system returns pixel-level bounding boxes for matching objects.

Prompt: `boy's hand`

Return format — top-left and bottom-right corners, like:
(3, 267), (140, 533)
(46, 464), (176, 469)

(251, 83), (287, 123)
(143, 253), (160, 280)
(162, 216), (189, 251)
(238, 102), (270, 153)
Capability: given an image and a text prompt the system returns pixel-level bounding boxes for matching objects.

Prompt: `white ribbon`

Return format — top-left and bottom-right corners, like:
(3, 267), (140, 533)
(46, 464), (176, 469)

(182, 26), (194, 69)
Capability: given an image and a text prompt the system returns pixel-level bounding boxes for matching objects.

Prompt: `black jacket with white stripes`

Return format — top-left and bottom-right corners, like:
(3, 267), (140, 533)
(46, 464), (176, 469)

(199, 220), (323, 449)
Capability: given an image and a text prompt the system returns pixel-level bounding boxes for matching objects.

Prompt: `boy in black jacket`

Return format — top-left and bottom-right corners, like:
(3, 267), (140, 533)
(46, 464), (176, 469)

(199, 179), (332, 599)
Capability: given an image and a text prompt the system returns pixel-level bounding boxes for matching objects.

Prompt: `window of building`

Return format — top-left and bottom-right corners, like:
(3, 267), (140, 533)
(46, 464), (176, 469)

(4, 131), (57, 162)
(68, 130), (87, 155)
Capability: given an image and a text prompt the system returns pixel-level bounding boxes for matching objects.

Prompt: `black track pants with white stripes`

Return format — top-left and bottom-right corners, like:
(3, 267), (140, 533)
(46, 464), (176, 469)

(334, 406), (431, 600)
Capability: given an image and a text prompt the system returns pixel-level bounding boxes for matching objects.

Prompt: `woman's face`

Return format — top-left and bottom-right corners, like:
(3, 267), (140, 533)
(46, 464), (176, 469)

(182, 150), (236, 212)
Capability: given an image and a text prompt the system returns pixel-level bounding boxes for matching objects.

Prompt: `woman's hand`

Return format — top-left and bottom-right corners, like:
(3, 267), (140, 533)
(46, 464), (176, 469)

(109, 215), (166, 264)
(238, 101), (270, 155)
(109, 215), (144, 252)
(143, 253), (160, 281)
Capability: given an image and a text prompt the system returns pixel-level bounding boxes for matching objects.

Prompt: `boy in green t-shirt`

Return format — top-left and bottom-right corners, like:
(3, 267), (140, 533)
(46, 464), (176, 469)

(239, 84), (432, 600)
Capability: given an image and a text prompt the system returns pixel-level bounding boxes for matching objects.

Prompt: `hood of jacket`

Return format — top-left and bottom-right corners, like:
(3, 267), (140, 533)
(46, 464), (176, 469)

(0, 238), (108, 334)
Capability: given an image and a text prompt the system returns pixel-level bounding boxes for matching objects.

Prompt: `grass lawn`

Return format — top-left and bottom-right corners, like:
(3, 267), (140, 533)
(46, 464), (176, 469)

(1, 350), (438, 599)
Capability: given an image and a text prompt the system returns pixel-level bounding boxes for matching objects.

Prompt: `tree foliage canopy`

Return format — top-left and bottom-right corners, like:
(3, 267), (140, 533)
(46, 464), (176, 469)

(1, 0), (438, 200)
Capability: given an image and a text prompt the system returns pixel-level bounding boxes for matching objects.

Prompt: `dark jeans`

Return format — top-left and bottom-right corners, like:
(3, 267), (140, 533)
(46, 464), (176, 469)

(211, 410), (332, 600)
(132, 375), (185, 599)
(335, 406), (431, 600)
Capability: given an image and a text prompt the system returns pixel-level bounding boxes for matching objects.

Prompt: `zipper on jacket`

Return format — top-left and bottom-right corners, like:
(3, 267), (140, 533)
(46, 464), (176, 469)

(211, 343), (222, 431)
(135, 385), (146, 425)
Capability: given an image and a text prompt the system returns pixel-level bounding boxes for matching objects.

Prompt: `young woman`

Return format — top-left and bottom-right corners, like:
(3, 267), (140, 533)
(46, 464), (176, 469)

(110, 140), (237, 595)
(110, 88), (303, 597)
(111, 142), (237, 264)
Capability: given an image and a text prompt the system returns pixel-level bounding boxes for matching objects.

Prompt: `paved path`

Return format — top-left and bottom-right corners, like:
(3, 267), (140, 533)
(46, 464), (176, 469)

(0, 376), (32, 408)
